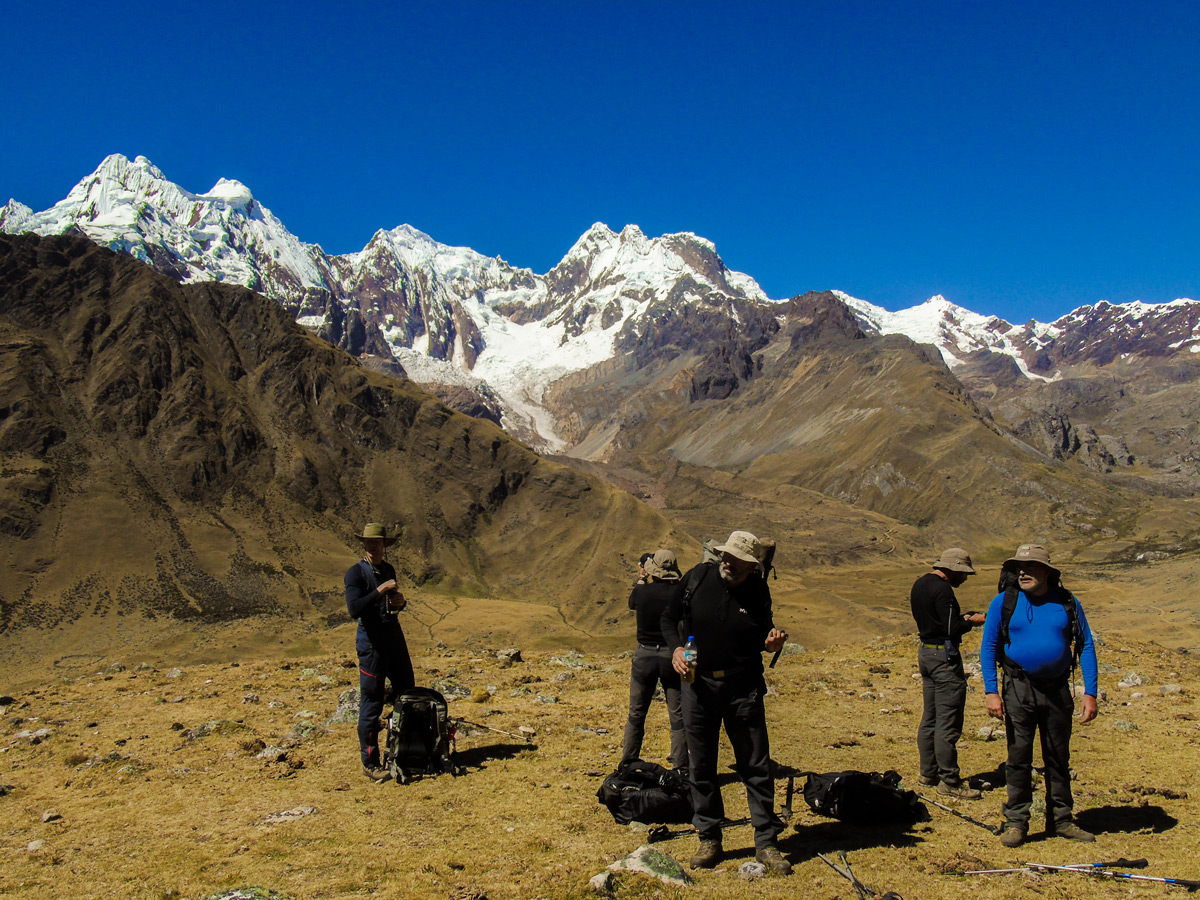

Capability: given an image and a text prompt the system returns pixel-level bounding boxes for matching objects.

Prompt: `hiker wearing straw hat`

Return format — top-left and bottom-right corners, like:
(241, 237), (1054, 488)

(910, 548), (987, 800)
(345, 523), (415, 782)
(979, 544), (1099, 848)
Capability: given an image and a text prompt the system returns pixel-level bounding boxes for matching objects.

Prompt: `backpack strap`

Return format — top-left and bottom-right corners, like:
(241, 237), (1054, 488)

(678, 562), (714, 641)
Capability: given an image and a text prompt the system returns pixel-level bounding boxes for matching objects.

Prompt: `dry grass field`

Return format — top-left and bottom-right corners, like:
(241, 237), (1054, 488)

(3, 596), (1199, 900)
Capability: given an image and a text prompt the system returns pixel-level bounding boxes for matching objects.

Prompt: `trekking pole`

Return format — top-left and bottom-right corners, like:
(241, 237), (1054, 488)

(914, 792), (1002, 835)
(453, 717), (532, 742)
(818, 853), (868, 899)
(965, 858), (1151, 876)
(646, 816), (751, 844)
(839, 850), (876, 900)
(1023, 862), (1200, 890)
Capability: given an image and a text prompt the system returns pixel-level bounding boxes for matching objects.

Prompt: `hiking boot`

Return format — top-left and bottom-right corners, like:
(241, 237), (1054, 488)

(937, 780), (982, 800)
(689, 840), (722, 869)
(999, 824), (1026, 848)
(916, 774), (939, 787)
(1052, 821), (1096, 842)
(362, 764), (391, 782)
(755, 845), (793, 876)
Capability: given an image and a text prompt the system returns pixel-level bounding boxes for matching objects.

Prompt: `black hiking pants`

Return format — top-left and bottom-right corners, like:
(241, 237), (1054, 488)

(682, 669), (783, 849)
(1002, 666), (1075, 829)
(621, 644), (687, 771)
(357, 635), (415, 768)
(917, 644), (967, 785)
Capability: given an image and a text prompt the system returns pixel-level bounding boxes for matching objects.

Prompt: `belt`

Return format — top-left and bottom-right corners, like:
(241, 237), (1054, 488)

(638, 643), (666, 650)
(922, 642), (959, 650)
(706, 664), (752, 680)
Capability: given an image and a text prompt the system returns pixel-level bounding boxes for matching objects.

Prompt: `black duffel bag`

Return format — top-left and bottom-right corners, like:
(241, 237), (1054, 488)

(803, 769), (928, 824)
(596, 759), (692, 825)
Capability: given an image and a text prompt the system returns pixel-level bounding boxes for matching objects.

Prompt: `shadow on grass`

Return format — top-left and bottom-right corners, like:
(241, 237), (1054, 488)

(1076, 804), (1177, 834)
(454, 741), (537, 771)
(966, 762), (1006, 790)
(779, 820), (924, 863)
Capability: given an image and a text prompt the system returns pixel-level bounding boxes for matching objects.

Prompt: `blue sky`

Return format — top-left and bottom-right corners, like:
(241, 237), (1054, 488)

(3, 1), (1197, 323)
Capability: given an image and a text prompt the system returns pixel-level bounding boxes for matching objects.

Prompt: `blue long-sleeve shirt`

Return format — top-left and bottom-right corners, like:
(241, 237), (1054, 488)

(979, 588), (1098, 696)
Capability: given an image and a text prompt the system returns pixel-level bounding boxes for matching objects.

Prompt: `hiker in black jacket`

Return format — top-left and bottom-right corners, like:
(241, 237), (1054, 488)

(661, 531), (791, 875)
(345, 522), (415, 782)
(622, 549), (688, 772)
(910, 548), (986, 800)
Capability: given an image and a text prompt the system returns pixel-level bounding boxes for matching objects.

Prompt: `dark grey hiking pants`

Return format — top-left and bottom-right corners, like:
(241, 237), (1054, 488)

(917, 644), (967, 785)
(621, 644), (687, 770)
(682, 670), (784, 849)
(1002, 667), (1075, 829)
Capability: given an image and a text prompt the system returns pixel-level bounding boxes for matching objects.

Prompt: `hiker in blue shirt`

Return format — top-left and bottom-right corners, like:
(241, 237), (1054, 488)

(979, 544), (1099, 848)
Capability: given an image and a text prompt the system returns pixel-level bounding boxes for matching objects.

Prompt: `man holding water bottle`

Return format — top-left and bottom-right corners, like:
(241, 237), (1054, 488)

(661, 531), (790, 874)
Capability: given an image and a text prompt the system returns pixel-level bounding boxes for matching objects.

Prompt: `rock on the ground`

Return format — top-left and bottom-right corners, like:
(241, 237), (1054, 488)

(739, 861), (767, 880)
(588, 871), (614, 894)
(608, 845), (693, 887)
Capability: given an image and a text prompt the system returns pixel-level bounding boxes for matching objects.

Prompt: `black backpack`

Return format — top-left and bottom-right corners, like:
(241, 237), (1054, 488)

(596, 759), (693, 825)
(383, 688), (460, 784)
(802, 770), (928, 824)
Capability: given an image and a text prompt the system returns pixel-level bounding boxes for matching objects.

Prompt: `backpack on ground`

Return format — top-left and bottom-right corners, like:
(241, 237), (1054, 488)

(802, 770), (928, 824)
(596, 759), (693, 825)
(383, 687), (460, 784)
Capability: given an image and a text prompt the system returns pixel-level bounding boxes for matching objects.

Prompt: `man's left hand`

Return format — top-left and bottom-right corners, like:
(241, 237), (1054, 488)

(1079, 694), (1099, 723)
(764, 628), (787, 653)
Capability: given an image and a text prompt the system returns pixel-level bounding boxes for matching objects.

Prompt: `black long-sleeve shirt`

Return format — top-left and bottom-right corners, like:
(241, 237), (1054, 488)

(345, 559), (404, 653)
(629, 580), (682, 646)
(910, 571), (974, 645)
(660, 563), (774, 675)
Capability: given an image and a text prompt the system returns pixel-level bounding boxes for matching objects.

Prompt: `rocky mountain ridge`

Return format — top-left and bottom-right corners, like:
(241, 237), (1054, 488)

(6, 154), (1198, 458)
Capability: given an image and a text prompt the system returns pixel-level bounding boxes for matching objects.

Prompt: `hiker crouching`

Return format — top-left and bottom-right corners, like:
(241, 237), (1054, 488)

(979, 544), (1099, 847)
(910, 548), (986, 799)
(661, 531), (791, 875)
(621, 549), (688, 773)
(345, 523), (415, 782)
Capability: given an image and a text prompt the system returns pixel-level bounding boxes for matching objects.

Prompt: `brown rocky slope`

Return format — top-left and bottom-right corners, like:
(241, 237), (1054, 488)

(0, 233), (682, 640)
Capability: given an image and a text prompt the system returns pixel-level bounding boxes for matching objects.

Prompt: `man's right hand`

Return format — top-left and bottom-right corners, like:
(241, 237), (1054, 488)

(671, 647), (688, 676)
(964, 612), (986, 626)
(378, 579), (398, 594)
(985, 692), (1005, 720)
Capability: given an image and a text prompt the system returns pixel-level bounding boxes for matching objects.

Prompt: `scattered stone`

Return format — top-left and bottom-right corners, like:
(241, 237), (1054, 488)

(608, 845), (692, 887)
(106, 663), (126, 674)
(471, 687), (492, 703)
(242, 693), (260, 704)
(261, 806), (316, 826)
(430, 679), (471, 700)
(498, 649), (522, 663)
(26, 839), (45, 852)
(268, 700), (286, 709)
(497, 657), (513, 669)
(326, 689), (359, 725)
(1161, 684), (1184, 695)
(534, 694), (559, 705)
(166, 696), (185, 704)
(41, 809), (62, 823)
(167, 668), (185, 679)
(293, 710), (317, 719)
(780, 642), (806, 657)
(1131, 692), (1145, 699)
(868, 665), (891, 675)
(13, 728), (53, 744)
(1118, 672), (1145, 688)
(518, 726), (537, 737)
(316, 675), (334, 686)
(256, 746), (288, 763)
(550, 652), (594, 670)
(300, 668), (318, 678)
(738, 861), (767, 880)
(200, 889), (292, 900)
(184, 721), (227, 740)
(553, 671), (575, 684)
(588, 871), (615, 894)
(1110, 720), (1139, 732)
(976, 725), (998, 741)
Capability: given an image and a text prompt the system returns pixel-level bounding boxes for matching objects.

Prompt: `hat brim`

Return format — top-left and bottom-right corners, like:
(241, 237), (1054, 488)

(1002, 556), (1059, 576)
(358, 535), (399, 547)
(715, 544), (759, 564)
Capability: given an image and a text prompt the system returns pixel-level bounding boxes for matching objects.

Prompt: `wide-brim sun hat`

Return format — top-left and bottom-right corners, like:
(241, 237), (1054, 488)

(934, 547), (976, 574)
(1002, 543), (1060, 577)
(357, 522), (398, 547)
(644, 549), (682, 582)
(714, 531), (762, 564)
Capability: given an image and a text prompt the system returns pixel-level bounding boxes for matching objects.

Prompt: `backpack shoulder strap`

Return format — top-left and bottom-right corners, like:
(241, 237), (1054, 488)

(678, 562), (714, 640)
(998, 586), (1020, 663)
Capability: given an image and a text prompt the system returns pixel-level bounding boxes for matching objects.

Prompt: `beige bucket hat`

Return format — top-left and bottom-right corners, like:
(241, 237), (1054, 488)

(715, 531), (762, 564)
(1002, 543), (1060, 577)
(644, 549), (682, 582)
(933, 547), (976, 574)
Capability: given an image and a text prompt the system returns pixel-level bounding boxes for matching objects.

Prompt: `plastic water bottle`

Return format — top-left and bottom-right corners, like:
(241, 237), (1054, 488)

(682, 636), (698, 684)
